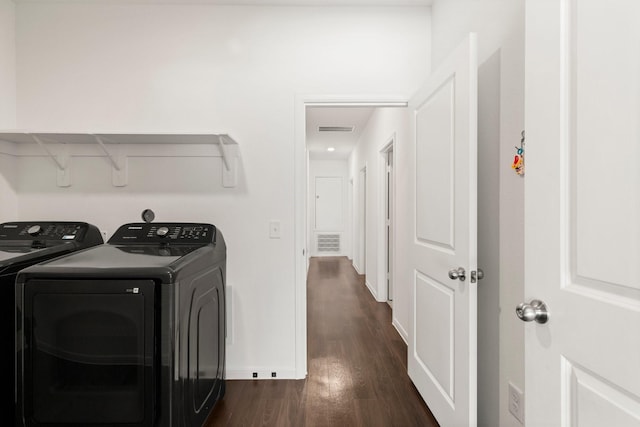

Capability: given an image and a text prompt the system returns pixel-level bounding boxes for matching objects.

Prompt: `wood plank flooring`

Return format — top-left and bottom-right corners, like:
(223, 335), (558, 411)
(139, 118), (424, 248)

(204, 256), (439, 427)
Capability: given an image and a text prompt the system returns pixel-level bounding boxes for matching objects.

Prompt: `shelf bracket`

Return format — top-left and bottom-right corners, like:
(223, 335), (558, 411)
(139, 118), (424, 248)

(218, 134), (237, 188)
(93, 135), (128, 187)
(31, 134), (71, 187)
(218, 134), (232, 171)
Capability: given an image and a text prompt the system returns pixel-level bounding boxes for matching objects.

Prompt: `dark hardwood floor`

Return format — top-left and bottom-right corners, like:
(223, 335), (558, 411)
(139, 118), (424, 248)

(204, 256), (439, 427)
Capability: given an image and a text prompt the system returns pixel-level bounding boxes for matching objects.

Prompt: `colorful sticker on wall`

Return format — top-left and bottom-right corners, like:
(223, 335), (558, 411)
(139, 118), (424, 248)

(512, 130), (525, 176)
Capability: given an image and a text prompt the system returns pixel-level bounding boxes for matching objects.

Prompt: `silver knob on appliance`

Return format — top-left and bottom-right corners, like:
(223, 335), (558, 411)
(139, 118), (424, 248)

(448, 267), (466, 281)
(516, 300), (549, 324)
(27, 225), (42, 236)
(156, 226), (170, 237)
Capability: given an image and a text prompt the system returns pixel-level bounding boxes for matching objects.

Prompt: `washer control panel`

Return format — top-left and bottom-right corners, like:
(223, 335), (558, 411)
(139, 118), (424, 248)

(0, 222), (90, 241)
(108, 223), (216, 245)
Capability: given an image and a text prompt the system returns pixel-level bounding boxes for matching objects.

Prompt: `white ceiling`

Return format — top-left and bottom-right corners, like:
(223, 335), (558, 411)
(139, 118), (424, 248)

(207, 0), (433, 4)
(306, 106), (375, 160)
(184, 0), (432, 3)
(201, 0), (433, 4)
(18, 0), (433, 4)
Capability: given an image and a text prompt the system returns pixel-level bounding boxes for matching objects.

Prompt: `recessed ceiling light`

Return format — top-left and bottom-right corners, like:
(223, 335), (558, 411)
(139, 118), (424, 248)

(327, 147), (335, 152)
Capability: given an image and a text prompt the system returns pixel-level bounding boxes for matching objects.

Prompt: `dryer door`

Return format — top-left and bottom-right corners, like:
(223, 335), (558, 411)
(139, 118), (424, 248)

(18, 279), (156, 427)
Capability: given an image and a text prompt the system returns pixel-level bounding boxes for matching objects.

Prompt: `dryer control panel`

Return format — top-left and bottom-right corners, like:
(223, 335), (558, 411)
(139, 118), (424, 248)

(108, 223), (217, 245)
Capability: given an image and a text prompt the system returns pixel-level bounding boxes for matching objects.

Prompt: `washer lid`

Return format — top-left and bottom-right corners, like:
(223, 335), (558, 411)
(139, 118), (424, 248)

(34, 245), (189, 269)
(0, 246), (46, 262)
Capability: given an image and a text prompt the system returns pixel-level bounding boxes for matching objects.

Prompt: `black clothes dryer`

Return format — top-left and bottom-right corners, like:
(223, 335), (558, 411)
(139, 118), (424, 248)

(15, 222), (226, 427)
(0, 221), (103, 426)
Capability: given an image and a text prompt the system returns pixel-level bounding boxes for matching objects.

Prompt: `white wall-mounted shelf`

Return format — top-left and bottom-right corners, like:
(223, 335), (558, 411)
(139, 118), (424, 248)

(0, 131), (239, 187)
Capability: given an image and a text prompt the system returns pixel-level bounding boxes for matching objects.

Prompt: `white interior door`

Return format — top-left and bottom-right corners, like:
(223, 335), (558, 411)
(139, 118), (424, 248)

(315, 176), (343, 230)
(407, 33), (478, 427)
(524, 1), (640, 425)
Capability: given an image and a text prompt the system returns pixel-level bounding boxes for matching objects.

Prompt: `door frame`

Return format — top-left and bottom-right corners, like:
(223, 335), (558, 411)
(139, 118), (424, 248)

(379, 136), (395, 304)
(294, 94), (407, 378)
(357, 164), (367, 275)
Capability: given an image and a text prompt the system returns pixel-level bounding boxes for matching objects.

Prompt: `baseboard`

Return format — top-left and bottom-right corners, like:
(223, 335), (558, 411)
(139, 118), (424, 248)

(392, 317), (408, 344)
(352, 261), (363, 275)
(365, 279), (378, 300)
(310, 252), (347, 258)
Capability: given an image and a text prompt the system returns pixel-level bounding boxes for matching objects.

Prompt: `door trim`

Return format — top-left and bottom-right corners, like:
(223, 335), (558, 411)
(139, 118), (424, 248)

(357, 164), (367, 276)
(379, 135), (395, 304)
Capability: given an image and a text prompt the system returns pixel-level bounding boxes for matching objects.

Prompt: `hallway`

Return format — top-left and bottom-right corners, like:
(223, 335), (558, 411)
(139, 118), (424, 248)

(206, 256), (439, 426)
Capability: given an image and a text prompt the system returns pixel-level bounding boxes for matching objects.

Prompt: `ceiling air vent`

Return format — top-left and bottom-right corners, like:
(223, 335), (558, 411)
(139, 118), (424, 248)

(318, 126), (354, 132)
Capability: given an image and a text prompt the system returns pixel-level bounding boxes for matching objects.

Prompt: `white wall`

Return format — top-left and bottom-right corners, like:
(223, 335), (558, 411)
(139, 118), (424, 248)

(0, 0), (15, 129)
(348, 106), (411, 341)
(430, 1), (525, 426)
(0, 0), (17, 222)
(308, 159), (350, 257)
(11, 3), (431, 379)
(0, 148), (18, 222)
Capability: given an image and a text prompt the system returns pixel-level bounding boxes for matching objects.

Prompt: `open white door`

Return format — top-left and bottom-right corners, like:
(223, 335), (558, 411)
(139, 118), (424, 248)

(407, 34), (478, 427)
(524, 0), (640, 425)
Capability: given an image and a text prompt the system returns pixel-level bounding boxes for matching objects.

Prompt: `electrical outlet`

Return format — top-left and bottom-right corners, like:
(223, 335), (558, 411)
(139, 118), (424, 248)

(508, 382), (524, 424)
(271, 372), (277, 378)
(252, 372), (258, 378)
(269, 221), (281, 239)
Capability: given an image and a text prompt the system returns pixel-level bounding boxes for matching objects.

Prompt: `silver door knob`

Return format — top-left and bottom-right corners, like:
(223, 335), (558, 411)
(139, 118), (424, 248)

(516, 300), (549, 324)
(448, 267), (466, 281)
